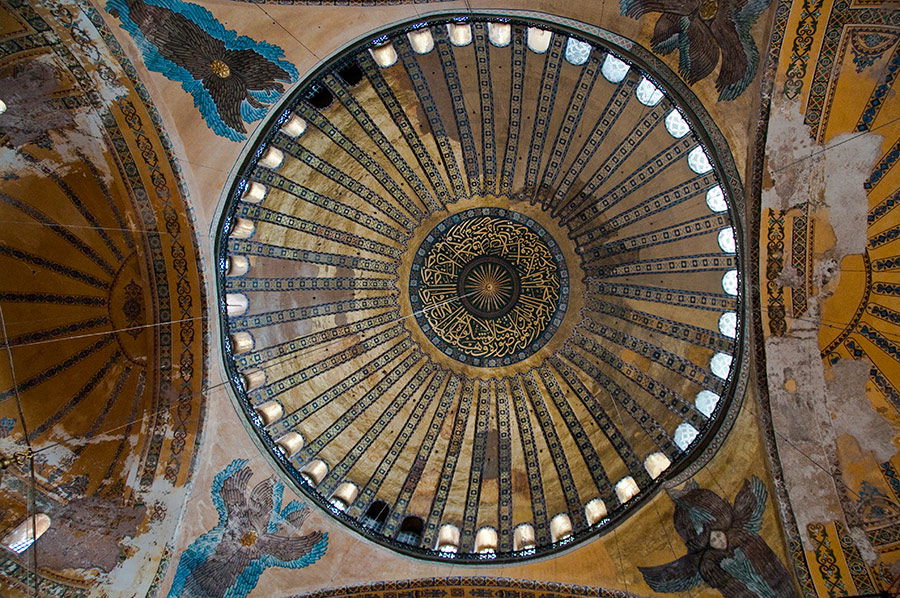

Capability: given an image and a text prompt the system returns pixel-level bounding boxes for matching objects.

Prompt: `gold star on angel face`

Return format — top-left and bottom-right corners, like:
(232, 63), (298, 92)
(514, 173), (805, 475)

(210, 59), (231, 78)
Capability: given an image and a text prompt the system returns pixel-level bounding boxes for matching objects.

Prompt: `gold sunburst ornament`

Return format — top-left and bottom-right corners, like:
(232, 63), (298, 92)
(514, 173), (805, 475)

(465, 262), (514, 312)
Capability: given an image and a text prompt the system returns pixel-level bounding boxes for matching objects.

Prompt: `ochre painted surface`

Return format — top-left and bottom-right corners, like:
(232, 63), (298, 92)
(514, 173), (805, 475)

(0, 0), (206, 594)
(759, 0), (900, 593)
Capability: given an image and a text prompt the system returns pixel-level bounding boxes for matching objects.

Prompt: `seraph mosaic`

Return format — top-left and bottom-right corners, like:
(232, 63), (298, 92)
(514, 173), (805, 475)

(107, 0), (298, 140)
(168, 459), (328, 598)
(620, 0), (770, 101)
(638, 476), (794, 597)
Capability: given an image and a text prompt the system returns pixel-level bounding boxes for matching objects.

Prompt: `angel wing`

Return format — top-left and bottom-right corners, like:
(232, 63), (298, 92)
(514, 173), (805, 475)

(650, 13), (685, 55)
(713, 0), (770, 99)
(199, 47), (291, 134)
(639, 553), (703, 592)
(182, 544), (255, 598)
(673, 486), (732, 551)
(678, 17), (722, 85)
(258, 530), (327, 565)
(247, 477), (276, 532)
(122, 0), (288, 134)
(620, 0), (699, 19)
(218, 465), (253, 527)
(732, 475), (767, 534)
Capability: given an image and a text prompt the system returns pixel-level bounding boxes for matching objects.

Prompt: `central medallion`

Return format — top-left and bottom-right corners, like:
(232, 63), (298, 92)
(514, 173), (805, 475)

(459, 255), (520, 318)
(410, 208), (568, 367)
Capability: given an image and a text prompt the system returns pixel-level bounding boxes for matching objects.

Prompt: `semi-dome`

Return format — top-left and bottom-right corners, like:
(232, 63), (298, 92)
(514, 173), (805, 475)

(215, 11), (746, 563)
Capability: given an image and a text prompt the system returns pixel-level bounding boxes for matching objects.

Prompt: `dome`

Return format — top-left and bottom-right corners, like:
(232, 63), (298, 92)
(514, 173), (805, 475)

(215, 13), (745, 562)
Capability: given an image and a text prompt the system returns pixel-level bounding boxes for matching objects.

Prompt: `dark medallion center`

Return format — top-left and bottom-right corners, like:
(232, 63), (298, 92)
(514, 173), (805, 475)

(458, 255), (521, 319)
(409, 208), (568, 367)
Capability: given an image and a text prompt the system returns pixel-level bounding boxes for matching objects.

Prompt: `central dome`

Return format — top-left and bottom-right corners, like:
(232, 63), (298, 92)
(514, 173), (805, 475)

(215, 11), (746, 563)
(410, 208), (567, 366)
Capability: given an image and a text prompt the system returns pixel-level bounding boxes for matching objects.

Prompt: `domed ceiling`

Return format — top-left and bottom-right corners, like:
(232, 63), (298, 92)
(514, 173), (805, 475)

(215, 12), (746, 562)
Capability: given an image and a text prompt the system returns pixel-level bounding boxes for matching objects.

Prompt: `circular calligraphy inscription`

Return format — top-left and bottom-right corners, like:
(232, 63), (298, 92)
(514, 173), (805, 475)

(409, 208), (568, 366)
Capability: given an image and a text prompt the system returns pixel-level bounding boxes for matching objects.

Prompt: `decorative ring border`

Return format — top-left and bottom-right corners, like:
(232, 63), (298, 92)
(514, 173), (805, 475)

(409, 208), (569, 367)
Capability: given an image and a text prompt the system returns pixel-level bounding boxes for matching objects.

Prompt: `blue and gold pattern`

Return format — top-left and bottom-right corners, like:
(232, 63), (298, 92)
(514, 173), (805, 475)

(107, 0), (298, 140)
(168, 459), (327, 598)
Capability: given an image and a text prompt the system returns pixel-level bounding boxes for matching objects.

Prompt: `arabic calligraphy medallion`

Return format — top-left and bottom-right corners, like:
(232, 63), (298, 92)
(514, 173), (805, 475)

(409, 208), (568, 366)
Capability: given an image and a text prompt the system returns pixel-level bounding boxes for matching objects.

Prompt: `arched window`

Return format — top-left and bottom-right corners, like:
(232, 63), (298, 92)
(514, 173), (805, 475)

(226, 293), (248, 317)
(565, 38), (591, 65)
(706, 185), (727, 212)
(254, 401), (283, 425)
(722, 269), (739, 296)
(360, 499), (390, 532)
(275, 431), (304, 457)
(240, 180), (268, 203)
(447, 23), (472, 47)
(695, 390), (721, 417)
(258, 147), (284, 170)
(636, 77), (663, 106)
(615, 476), (640, 503)
(710, 352), (733, 379)
(584, 498), (607, 525)
(308, 87), (334, 110)
(688, 145), (713, 174)
(369, 42), (398, 68)
(665, 109), (690, 138)
(299, 459), (328, 487)
(644, 452), (672, 479)
(241, 369), (265, 391)
(229, 331), (254, 354)
(330, 481), (359, 511)
(280, 114), (306, 138)
(337, 63), (363, 86)
(407, 28), (434, 54)
(488, 22), (511, 47)
(718, 227), (736, 253)
(226, 255), (249, 277)
(513, 523), (535, 551)
(526, 27), (551, 53)
(474, 526), (498, 554)
(229, 218), (255, 239)
(396, 515), (424, 546)
(601, 53), (629, 83)
(674, 423), (700, 451)
(719, 312), (737, 338)
(550, 513), (573, 543)
(436, 523), (460, 553)
(3, 514), (50, 553)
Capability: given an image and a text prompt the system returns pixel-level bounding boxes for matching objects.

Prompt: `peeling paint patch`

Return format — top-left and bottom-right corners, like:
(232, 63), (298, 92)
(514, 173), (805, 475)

(0, 57), (75, 147)
(762, 101), (883, 260)
(765, 330), (844, 549)
(825, 359), (896, 463)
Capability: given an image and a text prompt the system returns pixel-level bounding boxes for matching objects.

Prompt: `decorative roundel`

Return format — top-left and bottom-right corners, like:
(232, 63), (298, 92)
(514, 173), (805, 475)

(410, 208), (568, 366)
(216, 11), (747, 564)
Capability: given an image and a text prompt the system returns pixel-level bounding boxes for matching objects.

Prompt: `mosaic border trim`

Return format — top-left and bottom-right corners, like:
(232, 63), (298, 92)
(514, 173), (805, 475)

(298, 576), (637, 598)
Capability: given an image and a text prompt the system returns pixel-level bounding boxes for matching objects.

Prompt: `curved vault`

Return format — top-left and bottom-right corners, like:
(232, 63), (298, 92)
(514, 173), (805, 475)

(214, 11), (747, 563)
